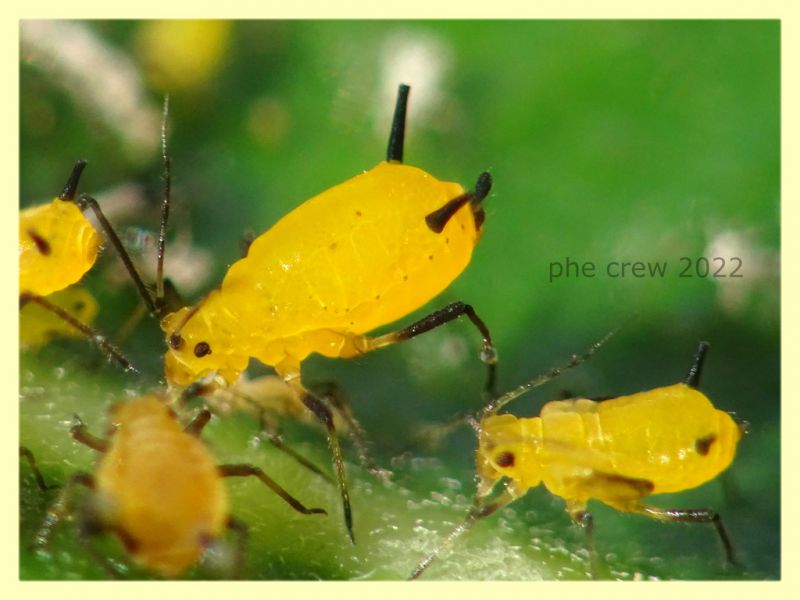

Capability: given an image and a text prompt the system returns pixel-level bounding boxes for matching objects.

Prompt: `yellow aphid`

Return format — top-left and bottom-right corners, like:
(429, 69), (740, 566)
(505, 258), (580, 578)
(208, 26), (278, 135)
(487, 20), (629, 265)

(34, 393), (326, 579)
(161, 84), (496, 542)
(97, 396), (228, 577)
(135, 20), (231, 92)
(19, 160), (139, 371)
(477, 384), (742, 509)
(411, 341), (747, 579)
(20, 286), (98, 347)
(19, 196), (100, 297)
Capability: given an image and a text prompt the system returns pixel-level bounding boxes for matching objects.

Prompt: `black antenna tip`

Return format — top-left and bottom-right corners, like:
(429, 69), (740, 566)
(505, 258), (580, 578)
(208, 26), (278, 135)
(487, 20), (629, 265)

(59, 160), (88, 201)
(386, 84), (411, 163)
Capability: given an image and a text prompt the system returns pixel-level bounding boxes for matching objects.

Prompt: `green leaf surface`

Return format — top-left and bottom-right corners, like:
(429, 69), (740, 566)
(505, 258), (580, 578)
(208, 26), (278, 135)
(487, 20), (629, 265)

(20, 20), (779, 581)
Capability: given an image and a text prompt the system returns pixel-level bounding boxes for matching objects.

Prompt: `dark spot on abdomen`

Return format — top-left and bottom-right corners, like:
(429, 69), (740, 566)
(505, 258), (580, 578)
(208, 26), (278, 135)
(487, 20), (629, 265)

(695, 433), (717, 456)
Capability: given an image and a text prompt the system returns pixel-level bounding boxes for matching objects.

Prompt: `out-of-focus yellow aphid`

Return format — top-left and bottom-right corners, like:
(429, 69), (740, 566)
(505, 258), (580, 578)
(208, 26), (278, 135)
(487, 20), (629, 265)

(20, 287), (98, 348)
(19, 161), (137, 370)
(410, 339), (747, 580)
(19, 174), (100, 297)
(135, 20), (232, 92)
(160, 84), (496, 542)
(32, 393), (326, 579)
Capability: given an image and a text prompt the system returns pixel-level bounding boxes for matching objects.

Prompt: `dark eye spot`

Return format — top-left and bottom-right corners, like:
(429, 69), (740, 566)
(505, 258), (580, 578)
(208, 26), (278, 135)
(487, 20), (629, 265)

(695, 434), (717, 456)
(28, 229), (51, 256)
(72, 301), (86, 312)
(168, 333), (184, 349)
(495, 451), (515, 468)
(194, 341), (211, 357)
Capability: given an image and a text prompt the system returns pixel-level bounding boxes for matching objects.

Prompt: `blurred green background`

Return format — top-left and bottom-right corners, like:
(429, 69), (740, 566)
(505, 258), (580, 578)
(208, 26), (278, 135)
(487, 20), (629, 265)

(20, 20), (779, 580)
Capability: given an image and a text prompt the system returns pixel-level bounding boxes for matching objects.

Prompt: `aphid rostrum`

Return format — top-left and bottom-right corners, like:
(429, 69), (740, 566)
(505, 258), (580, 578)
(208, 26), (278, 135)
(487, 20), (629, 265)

(160, 84), (497, 542)
(410, 339), (747, 579)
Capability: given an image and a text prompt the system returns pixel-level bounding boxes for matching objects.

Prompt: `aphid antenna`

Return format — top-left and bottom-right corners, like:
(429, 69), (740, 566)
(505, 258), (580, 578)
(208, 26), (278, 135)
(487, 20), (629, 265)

(477, 326), (621, 420)
(684, 341), (710, 389)
(386, 83), (410, 163)
(155, 94), (172, 314)
(409, 497), (504, 580)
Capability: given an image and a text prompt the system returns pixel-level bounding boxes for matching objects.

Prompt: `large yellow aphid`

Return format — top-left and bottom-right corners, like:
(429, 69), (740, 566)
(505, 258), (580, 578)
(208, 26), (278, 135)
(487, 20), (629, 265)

(161, 84), (496, 542)
(33, 393), (326, 579)
(410, 340), (747, 580)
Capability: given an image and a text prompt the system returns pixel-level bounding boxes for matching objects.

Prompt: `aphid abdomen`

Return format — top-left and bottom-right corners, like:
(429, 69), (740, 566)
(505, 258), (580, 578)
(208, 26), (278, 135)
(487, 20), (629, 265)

(96, 397), (227, 577)
(19, 199), (100, 296)
(594, 385), (741, 494)
(219, 162), (477, 356)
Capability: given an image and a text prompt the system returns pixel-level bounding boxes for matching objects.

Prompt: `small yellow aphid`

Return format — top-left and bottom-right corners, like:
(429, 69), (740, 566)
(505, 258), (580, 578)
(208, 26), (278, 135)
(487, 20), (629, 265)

(19, 166), (101, 298)
(134, 20), (232, 92)
(33, 393), (326, 579)
(161, 84), (496, 541)
(410, 340), (747, 580)
(19, 160), (151, 371)
(20, 99), (180, 371)
(19, 286), (98, 347)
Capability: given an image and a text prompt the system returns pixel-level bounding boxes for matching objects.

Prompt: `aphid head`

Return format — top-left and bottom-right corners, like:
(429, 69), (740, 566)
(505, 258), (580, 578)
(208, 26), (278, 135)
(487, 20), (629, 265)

(476, 414), (541, 497)
(160, 295), (247, 386)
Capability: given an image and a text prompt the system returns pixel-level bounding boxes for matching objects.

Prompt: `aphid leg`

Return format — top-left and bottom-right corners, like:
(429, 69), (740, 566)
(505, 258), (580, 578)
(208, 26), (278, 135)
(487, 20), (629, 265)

(112, 301), (148, 347)
(299, 387), (355, 541)
(314, 381), (391, 481)
(19, 293), (137, 373)
(181, 379), (337, 485)
(20, 446), (59, 491)
(409, 488), (516, 580)
(277, 365), (356, 543)
(567, 503), (600, 580)
(477, 327), (620, 420)
(183, 408), (213, 437)
(684, 341), (710, 388)
(76, 520), (125, 580)
(33, 472), (94, 552)
(231, 390), (336, 484)
(77, 194), (158, 316)
(225, 516), (249, 580)
(639, 505), (738, 567)
(412, 414), (469, 450)
(365, 300), (498, 398)
(217, 463), (328, 516)
(260, 428), (337, 486)
(69, 415), (109, 452)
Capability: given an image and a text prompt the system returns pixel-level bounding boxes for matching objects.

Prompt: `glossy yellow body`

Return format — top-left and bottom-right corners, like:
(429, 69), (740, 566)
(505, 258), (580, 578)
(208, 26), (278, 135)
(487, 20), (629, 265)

(162, 161), (479, 384)
(94, 395), (228, 577)
(20, 287), (98, 347)
(477, 384), (742, 512)
(19, 198), (100, 297)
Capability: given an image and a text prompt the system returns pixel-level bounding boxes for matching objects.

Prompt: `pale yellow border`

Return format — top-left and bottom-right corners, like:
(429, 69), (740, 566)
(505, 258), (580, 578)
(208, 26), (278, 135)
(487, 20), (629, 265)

(5, 2), (796, 599)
